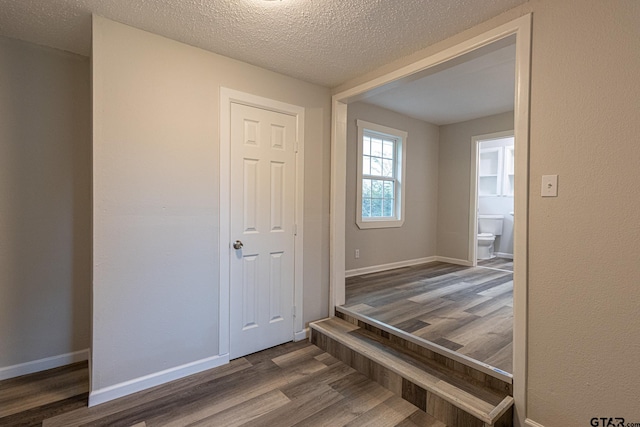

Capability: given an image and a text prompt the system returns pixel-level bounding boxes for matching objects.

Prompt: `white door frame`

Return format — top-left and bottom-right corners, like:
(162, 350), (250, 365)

(219, 88), (306, 357)
(330, 14), (531, 426)
(469, 130), (515, 266)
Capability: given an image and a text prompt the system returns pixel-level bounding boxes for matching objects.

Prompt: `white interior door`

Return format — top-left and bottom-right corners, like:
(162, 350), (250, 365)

(229, 102), (296, 359)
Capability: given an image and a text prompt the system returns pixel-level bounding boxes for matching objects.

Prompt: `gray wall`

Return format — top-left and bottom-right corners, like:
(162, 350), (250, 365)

(92, 17), (331, 393)
(345, 102), (439, 271)
(437, 112), (514, 260)
(336, 0), (640, 422)
(0, 37), (91, 368)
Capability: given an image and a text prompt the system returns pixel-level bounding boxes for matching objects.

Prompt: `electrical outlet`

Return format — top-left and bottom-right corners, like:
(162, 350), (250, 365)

(355, 249), (360, 259)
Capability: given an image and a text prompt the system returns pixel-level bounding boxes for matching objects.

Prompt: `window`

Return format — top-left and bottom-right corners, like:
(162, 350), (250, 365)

(356, 120), (406, 229)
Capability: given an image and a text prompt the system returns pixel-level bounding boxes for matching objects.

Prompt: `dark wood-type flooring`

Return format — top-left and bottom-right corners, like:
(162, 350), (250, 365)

(0, 341), (446, 427)
(344, 261), (513, 373)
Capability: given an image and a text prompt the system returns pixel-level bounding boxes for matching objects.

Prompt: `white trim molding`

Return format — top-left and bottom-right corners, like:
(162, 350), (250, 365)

(330, 100), (348, 310)
(294, 328), (309, 342)
(344, 256), (479, 278)
(219, 88), (306, 356)
(525, 419), (545, 427)
(0, 349), (90, 381)
(345, 257), (436, 278)
(330, 13), (531, 426)
(435, 256), (474, 267)
(495, 252), (514, 259)
(89, 354), (228, 407)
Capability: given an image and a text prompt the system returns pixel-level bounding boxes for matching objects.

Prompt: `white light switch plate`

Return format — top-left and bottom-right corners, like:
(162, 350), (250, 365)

(541, 175), (558, 197)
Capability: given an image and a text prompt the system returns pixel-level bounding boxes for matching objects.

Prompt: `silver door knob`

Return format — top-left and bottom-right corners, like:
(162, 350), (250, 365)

(233, 240), (243, 250)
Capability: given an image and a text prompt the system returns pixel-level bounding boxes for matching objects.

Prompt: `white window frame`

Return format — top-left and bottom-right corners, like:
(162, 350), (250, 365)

(356, 119), (407, 229)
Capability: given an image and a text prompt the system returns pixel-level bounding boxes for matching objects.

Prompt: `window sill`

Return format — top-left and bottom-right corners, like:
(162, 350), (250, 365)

(356, 218), (404, 230)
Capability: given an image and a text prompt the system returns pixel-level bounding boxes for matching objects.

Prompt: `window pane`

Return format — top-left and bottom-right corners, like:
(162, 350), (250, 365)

(383, 198), (394, 217)
(371, 180), (383, 198)
(383, 141), (394, 159)
(383, 181), (394, 199)
(359, 124), (405, 225)
(371, 198), (383, 217)
(362, 179), (371, 197)
(362, 198), (371, 217)
(371, 138), (382, 156)
(382, 159), (394, 178)
(371, 157), (382, 176)
(362, 155), (370, 175)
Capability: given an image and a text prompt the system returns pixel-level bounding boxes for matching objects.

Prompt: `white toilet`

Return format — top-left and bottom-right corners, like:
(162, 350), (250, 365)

(477, 214), (504, 260)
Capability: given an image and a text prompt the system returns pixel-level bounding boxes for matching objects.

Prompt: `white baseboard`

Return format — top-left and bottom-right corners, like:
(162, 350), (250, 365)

(496, 252), (514, 259)
(525, 418), (545, 427)
(89, 353), (229, 407)
(0, 349), (90, 381)
(294, 328), (309, 342)
(345, 256), (437, 278)
(434, 256), (473, 267)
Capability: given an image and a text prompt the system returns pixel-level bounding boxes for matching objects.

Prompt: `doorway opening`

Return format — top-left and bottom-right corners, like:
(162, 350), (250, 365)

(330, 14), (531, 423)
(471, 131), (515, 268)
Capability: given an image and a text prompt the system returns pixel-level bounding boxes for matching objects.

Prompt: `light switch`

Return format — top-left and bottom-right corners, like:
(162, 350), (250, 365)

(541, 175), (558, 197)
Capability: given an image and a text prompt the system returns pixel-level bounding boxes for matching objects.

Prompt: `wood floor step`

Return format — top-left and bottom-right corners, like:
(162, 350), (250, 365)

(310, 317), (513, 427)
(335, 306), (513, 396)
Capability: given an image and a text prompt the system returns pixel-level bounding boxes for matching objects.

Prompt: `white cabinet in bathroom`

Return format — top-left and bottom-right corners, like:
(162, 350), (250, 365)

(503, 145), (515, 197)
(478, 147), (503, 196)
(478, 145), (514, 197)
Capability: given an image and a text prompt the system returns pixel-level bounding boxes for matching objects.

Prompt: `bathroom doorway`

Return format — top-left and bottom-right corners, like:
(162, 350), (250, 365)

(470, 132), (515, 267)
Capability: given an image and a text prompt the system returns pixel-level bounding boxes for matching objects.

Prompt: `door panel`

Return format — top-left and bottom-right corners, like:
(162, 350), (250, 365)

(230, 102), (296, 359)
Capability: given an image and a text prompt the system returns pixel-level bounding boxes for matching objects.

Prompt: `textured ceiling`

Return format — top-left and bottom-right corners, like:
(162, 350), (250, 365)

(0, 0), (527, 87)
(362, 43), (516, 125)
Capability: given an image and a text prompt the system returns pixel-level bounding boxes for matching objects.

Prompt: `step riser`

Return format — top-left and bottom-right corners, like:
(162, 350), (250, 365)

(311, 328), (513, 426)
(336, 309), (513, 397)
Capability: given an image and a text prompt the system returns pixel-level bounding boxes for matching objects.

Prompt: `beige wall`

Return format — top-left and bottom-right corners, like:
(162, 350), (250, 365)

(92, 16), (331, 394)
(345, 102), (439, 271)
(6, 0), (640, 421)
(437, 112), (514, 260)
(344, 104), (513, 270)
(0, 37), (91, 370)
(525, 1), (640, 423)
(336, 0), (640, 424)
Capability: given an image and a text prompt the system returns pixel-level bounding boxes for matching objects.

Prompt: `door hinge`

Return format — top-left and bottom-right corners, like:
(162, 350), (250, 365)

(294, 142), (299, 153)
(292, 306), (297, 318)
(293, 224), (298, 236)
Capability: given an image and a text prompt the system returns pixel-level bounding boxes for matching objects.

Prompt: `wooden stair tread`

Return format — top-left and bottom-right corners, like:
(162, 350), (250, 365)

(310, 317), (513, 425)
(350, 327), (507, 405)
